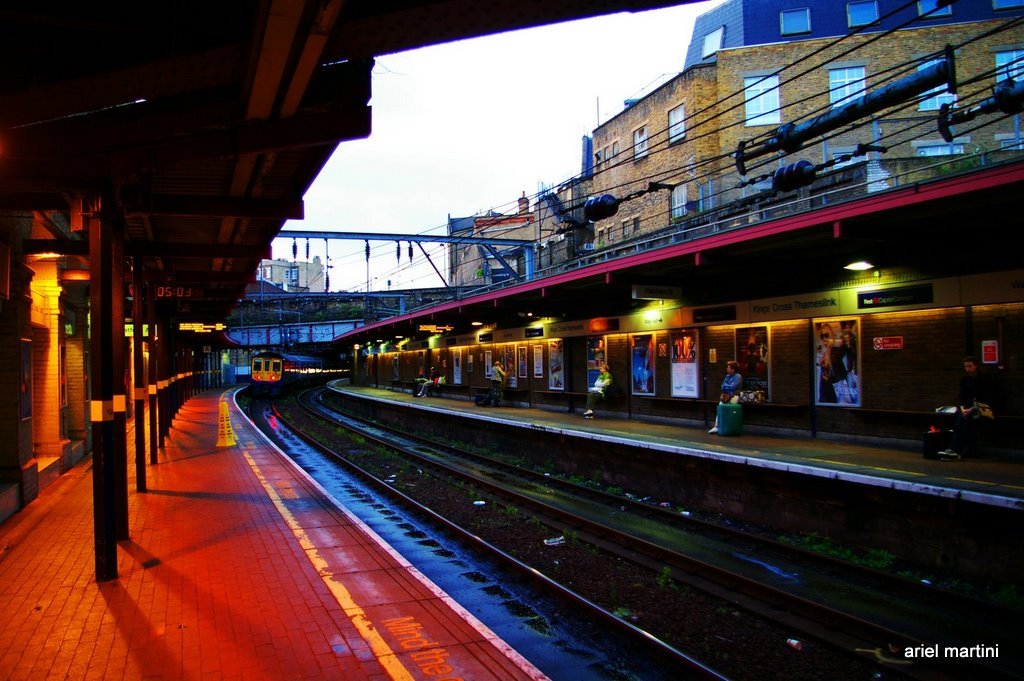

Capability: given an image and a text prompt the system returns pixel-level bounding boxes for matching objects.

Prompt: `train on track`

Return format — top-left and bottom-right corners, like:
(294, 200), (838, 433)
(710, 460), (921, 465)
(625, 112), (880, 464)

(248, 351), (327, 397)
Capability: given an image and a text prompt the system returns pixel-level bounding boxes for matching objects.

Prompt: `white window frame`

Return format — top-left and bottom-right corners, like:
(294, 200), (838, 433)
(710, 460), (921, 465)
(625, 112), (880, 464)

(633, 125), (649, 159)
(829, 66), (867, 107)
(744, 75), (781, 126)
(668, 104), (686, 144)
(914, 140), (965, 156)
(996, 49), (1024, 82)
(671, 185), (688, 220)
(847, 1), (879, 27)
(702, 26), (724, 59)
(918, 0), (952, 17)
(780, 8), (811, 35)
(918, 58), (956, 111)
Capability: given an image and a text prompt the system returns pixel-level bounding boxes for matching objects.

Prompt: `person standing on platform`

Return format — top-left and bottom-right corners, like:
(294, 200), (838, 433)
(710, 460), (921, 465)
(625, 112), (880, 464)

(489, 360), (507, 407)
(939, 356), (993, 459)
(583, 363), (612, 419)
(708, 360), (743, 434)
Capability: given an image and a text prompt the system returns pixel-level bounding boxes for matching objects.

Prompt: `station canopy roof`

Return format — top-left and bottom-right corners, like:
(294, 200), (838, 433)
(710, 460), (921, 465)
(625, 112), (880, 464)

(0, 0), (687, 321)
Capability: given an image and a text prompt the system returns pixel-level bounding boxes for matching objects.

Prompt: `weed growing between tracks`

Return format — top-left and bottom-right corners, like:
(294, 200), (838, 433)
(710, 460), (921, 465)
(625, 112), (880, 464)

(274, 397), (888, 681)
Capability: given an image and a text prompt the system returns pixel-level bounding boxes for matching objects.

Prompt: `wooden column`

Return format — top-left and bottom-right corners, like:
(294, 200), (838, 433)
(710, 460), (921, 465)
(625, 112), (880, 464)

(147, 289), (159, 464)
(88, 193), (117, 582)
(111, 218), (128, 541)
(132, 262), (147, 491)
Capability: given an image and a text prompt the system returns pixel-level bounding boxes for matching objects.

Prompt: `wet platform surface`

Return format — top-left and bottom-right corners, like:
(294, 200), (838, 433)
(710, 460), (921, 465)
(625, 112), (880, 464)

(333, 384), (1024, 507)
(0, 389), (547, 680)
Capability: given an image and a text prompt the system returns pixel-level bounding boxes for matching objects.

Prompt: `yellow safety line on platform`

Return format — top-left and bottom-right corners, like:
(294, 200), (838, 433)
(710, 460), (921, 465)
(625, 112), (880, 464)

(868, 467), (926, 477)
(240, 446), (415, 681)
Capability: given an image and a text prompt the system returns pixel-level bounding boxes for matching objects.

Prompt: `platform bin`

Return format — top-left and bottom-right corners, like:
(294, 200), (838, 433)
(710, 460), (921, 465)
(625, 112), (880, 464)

(716, 402), (743, 436)
(923, 429), (951, 459)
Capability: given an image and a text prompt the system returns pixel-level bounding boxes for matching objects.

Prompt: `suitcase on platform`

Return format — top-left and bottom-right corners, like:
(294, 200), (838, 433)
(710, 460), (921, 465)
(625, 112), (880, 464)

(923, 429), (951, 459)
(716, 402), (743, 436)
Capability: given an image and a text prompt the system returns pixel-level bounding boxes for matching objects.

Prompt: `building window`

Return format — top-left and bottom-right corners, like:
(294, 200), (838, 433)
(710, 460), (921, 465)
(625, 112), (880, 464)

(996, 49), (1024, 81)
(633, 217), (641, 234)
(918, 58), (956, 111)
(612, 141), (620, 158)
(744, 75), (781, 126)
(915, 141), (964, 156)
(671, 185), (688, 220)
(829, 66), (866, 107)
(633, 126), (649, 159)
(999, 138), (1024, 150)
(595, 149), (603, 165)
(994, 0), (1024, 9)
(918, 0), (952, 17)
(847, 1), (878, 27)
(702, 26), (724, 59)
(668, 104), (686, 144)
(621, 220), (629, 239)
(780, 8), (811, 35)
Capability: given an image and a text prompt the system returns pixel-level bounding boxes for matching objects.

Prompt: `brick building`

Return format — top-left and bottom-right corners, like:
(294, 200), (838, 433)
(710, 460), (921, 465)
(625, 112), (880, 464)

(589, 0), (1024, 244)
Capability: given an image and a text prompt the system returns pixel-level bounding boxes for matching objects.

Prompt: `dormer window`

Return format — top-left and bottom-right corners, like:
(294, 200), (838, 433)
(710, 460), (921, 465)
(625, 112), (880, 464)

(702, 26), (724, 59)
(780, 8), (811, 35)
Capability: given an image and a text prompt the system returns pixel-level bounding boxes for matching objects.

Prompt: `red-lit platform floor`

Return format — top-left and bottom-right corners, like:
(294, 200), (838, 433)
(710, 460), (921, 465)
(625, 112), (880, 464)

(0, 389), (547, 680)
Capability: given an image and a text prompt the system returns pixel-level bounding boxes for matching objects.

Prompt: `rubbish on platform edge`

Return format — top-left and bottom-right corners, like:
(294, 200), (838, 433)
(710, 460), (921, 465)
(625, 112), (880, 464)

(543, 536), (566, 546)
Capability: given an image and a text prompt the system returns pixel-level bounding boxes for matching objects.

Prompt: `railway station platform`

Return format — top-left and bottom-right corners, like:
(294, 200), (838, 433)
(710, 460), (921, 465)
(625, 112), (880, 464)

(332, 384), (1024, 507)
(0, 389), (547, 681)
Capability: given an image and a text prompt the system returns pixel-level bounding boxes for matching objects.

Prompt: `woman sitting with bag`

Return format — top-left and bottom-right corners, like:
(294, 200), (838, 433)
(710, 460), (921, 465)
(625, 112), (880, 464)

(708, 360), (742, 434)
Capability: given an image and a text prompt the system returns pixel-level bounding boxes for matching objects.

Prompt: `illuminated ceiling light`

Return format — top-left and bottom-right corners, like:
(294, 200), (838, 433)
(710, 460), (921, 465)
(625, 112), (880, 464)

(844, 260), (874, 271)
(471, 321), (483, 326)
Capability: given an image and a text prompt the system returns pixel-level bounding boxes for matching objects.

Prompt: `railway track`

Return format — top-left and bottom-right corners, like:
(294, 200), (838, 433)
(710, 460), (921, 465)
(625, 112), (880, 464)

(265, 387), (1022, 680)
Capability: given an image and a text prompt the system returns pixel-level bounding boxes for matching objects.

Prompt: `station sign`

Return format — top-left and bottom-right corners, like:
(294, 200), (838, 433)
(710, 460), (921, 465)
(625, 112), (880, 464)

(419, 324), (453, 333)
(631, 284), (681, 300)
(872, 336), (904, 350)
(178, 322), (226, 333)
(857, 284), (932, 310)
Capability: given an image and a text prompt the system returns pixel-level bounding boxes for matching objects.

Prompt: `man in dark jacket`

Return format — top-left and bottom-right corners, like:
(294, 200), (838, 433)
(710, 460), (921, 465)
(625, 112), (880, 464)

(939, 356), (992, 459)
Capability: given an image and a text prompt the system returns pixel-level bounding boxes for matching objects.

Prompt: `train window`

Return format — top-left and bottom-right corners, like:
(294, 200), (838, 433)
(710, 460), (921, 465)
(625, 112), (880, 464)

(272, 360), (282, 373)
(253, 359), (263, 371)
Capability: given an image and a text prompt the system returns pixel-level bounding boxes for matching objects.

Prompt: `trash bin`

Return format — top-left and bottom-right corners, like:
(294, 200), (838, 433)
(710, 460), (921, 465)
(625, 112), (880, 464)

(923, 428), (951, 459)
(716, 402), (743, 436)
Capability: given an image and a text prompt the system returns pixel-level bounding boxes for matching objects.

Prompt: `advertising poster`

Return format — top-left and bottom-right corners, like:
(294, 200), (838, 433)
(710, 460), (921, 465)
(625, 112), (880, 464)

(814, 319), (861, 406)
(453, 347), (462, 384)
(586, 336), (606, 388)
(735, 325), (770, 396)
(484, 350), (492, 378)
(392, 354), (399, 382)
(631, 334), (655, 395)
(548, 340), (564, 390)
(517, 346), (527, 378)
(533, 346), (544, 378)
(504, 346), (517, 388)
(670, 330), (699, 398)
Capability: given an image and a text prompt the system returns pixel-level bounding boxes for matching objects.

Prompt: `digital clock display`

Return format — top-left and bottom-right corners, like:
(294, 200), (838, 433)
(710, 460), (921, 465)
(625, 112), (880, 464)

(154, 285), (203, 298)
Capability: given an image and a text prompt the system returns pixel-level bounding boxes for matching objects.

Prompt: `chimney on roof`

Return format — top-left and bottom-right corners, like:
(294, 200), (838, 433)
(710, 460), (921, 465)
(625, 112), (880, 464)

(518, 191), (530, 214)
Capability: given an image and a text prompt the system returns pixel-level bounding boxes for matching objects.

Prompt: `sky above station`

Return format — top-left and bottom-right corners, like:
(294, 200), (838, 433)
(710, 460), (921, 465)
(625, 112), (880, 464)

(273, 1), (724, 293)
